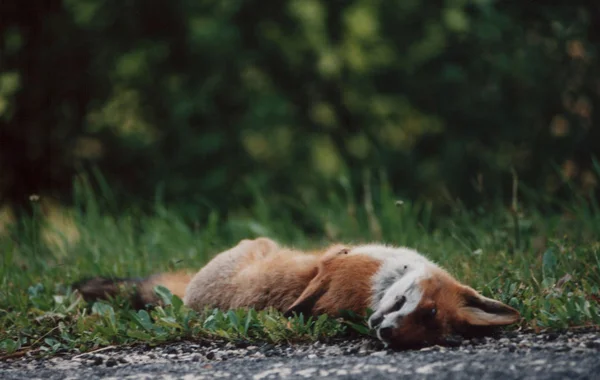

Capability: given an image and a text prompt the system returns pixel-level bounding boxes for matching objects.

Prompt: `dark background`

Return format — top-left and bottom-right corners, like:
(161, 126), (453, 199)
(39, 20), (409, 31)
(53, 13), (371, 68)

(1, 0), (599, 221)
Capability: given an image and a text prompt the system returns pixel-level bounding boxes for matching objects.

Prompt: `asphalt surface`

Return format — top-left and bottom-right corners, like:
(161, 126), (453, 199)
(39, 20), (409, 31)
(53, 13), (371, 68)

(2, 329), (600, 379)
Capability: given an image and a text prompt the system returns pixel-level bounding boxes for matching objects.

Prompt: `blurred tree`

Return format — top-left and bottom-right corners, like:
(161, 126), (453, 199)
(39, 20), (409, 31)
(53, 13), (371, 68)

(1, 0), (599, 218)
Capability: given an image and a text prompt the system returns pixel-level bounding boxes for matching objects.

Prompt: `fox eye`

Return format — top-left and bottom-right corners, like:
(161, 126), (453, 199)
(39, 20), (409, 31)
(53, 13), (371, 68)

(418, 307), (437, 322)
(390, 296), (406, 313)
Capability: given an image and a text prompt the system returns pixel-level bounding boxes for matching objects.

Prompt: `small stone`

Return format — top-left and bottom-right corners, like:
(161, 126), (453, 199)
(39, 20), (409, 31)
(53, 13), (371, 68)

(91, 356), (103, 366)
(105, 358), (118, 368)
(585, 340), (600, 349)
(206, 352), (215, 360)
(261, 344), (274, 352)
(444, 335), (464, 347)
(358, 342), (371, 355)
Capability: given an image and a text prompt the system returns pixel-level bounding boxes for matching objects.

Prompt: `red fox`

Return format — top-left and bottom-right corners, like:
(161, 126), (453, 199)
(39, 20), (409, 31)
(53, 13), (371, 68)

(75, 238), (520, 348)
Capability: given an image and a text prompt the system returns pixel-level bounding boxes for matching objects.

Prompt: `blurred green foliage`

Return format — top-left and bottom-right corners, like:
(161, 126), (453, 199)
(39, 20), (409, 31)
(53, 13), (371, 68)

(1, 0), (599, 217)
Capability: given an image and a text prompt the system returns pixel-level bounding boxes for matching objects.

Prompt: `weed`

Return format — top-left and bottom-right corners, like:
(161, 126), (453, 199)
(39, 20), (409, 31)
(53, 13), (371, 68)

(1, 179), (599, 357)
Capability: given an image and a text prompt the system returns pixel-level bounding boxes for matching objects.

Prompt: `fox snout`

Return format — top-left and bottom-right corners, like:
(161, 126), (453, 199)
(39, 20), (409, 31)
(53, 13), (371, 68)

(369, 314), (404, 343)
(368, 310), (402, 343)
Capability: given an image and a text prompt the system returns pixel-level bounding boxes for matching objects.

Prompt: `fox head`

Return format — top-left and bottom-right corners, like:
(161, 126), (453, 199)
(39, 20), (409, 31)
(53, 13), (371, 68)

(285, 244), (520, 348)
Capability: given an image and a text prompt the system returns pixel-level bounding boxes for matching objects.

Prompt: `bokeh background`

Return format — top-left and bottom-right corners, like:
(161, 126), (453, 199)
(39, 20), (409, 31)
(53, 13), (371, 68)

(2, 0), (599, 223)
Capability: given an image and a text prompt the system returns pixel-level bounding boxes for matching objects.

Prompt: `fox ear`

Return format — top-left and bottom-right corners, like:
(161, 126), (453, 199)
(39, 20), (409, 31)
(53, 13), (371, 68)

(459, 287), (520, 326)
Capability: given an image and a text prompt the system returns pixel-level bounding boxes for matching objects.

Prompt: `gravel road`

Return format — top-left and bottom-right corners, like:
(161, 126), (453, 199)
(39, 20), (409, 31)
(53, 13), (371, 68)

(2, 329), (599, 379)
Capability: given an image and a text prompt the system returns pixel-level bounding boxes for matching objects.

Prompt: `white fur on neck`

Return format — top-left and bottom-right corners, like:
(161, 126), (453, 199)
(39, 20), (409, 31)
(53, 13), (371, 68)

(349, 244), (438, 330)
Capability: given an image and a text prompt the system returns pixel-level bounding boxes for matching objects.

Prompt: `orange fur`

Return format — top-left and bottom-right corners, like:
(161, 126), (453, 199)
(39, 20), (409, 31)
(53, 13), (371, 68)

(183, 238), (322, 312)
(142, 271), (193, 300)
(384, 268), (466, 346)
(288, 253), (381, 316)
(75, 238), (520, 348)
(384, 267), (519, 347)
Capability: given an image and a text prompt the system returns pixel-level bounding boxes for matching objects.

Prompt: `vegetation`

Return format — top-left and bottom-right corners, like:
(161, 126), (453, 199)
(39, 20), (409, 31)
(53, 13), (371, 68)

(2, 0), (600, 359)
(1, 179), (600, 358)
(2, 1), (600, 217)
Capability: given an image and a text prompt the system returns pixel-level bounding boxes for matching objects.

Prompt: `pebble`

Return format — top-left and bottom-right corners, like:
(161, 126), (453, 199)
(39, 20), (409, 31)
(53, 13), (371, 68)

(2, 329), (600, 378)
(585, 340), (600, 349)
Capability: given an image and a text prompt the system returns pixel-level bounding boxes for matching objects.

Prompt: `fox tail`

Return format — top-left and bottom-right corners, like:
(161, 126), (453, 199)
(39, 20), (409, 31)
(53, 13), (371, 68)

(73, 271), (192, 309)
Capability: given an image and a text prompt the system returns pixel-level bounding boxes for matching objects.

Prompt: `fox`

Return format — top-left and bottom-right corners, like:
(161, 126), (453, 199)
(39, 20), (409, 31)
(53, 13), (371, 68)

(74, 237), (520, 348)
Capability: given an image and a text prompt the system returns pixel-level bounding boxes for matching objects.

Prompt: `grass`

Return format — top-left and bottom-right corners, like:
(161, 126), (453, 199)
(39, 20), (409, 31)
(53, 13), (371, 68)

(1, 177), (600, 358)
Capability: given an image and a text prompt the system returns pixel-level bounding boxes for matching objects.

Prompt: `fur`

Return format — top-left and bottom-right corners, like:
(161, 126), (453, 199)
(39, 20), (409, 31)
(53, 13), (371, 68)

(74, 238), (520, 348)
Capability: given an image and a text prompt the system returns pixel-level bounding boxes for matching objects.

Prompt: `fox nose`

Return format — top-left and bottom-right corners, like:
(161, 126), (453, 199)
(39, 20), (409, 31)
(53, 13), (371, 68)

(379, 327), (393, 341)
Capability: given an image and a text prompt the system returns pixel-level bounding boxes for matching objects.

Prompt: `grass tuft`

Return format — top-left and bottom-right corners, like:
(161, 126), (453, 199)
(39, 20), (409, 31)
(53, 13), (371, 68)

(1, 179), (600, 357)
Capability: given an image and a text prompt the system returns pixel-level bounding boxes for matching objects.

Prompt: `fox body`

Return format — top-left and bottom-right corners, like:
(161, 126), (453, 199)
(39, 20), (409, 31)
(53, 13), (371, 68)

(75, 238), (519, 348)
